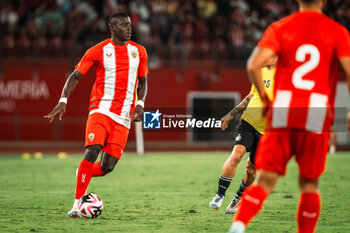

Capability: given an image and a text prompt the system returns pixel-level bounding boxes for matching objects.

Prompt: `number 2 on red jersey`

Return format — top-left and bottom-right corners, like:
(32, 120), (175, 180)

(272, 44), (328, 132)
(292, 44), (320, 90)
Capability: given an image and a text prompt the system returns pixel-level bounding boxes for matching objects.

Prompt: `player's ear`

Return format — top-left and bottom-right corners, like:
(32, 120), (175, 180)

(108, 23), (114, 31)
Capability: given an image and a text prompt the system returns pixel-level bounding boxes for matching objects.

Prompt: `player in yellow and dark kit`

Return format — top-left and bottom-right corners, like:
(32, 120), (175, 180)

(209, 61), (275, 214)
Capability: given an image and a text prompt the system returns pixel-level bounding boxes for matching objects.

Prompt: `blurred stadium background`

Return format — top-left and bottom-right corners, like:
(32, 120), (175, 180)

(1, 0), (350, 154)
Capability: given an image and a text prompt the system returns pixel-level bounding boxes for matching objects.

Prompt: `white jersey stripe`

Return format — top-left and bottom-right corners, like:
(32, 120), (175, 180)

(272, 90), (292, 128)
(100, 43), (116, 109)
(305, 93), (328, 133)
(120, 44), (140, 118)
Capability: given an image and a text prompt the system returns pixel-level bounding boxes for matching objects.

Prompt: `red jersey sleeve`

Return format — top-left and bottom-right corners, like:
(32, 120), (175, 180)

(336, 26), (350, 59)
(258, 24), (280, 53)
(138, 46), (149, 77)
(75, 47), (98, 75)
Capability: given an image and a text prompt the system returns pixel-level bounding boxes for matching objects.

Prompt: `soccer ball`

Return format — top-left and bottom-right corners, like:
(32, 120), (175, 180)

(78, 193), (103, 218)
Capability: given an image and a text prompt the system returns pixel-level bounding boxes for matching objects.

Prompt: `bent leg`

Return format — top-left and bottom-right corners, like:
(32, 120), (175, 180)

(230, 131), (292, 231)
(91, 160), (106, 177)
(100, 151), (119, 174)
(91, 151), (120, 176)
(294, 131), (328, 233)
(297, 175), (320, 233)
(243, 159), (256, 186)
(217, 145), (247, 196)
(75, 145), (102, 200)
(210, 145), (247, 209)
(222, 145), (247, 178)
(232, 170), (278, 228)
(234, 159), (256, 200)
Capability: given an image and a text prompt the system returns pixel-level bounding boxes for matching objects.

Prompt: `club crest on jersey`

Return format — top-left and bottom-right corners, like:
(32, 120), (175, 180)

(131, 51), (137, 59)
(235, 134), (241, 142)
(88, 133), (95, 142)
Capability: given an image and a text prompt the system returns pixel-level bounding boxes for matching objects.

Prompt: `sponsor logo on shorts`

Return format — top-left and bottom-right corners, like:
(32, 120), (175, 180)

(236, 134), (242, 142)
(88, 133), (95, 142)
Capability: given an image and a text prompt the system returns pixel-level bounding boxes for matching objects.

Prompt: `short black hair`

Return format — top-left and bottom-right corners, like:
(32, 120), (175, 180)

(108, 12), (129, 25)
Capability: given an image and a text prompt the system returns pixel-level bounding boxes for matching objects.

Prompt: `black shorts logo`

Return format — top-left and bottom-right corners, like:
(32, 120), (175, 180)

(235, 133), (242, 142)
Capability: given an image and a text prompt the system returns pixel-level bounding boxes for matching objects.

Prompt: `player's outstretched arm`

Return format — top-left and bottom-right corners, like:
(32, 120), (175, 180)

(220, 93), (252, 131)
(132, 75), (148, 122)
(44, 70), (83, 122)
(339, 57), (350, 132)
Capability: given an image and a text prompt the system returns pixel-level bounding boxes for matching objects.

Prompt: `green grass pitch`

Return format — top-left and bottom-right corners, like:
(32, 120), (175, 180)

(0, 152), (349, 233)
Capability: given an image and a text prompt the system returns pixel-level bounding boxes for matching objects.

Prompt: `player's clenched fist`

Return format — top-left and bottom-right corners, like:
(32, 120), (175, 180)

(132, 105), (144, 122)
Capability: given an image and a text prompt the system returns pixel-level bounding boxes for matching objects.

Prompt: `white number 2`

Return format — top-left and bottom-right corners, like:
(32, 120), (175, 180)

(292, 44), (320, 90)
(273, 44), (327, 132)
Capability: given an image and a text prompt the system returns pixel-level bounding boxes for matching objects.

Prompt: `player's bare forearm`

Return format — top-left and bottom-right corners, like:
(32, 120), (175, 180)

(44, 69), (83, 122)
(60, 69), (83, 99)
(137, 76), (147, 102)
(220, 94), (252, 131)
(132, 76), (147, 122)
(230, 94), (252, 117)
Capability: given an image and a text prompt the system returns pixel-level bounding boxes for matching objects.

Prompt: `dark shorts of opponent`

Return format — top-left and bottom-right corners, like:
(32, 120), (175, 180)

(233, 119), (262, 164)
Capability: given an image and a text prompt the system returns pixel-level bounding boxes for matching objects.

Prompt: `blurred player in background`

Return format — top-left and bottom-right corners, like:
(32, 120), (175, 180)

(44, 12), (148, 218)
(329, 130), (336, 154)
(229, 0), (350, 232)
(209, 60), (275, 214)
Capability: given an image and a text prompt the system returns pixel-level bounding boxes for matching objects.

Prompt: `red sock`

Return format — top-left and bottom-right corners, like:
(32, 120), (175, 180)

(234, 185), (268, 225)
(75, 159), (94, 199)
(297, 193), (321, 233)
(91, 161), (106, 177)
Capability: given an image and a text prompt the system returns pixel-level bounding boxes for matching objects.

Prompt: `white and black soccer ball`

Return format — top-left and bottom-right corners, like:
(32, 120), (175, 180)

(78, 193), (103, 219)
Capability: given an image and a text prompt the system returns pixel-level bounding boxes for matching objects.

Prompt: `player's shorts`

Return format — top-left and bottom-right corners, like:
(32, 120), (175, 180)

(234, 119), (262, 164)
(255, 130), (329, 180)
(85, 113), (129, 159)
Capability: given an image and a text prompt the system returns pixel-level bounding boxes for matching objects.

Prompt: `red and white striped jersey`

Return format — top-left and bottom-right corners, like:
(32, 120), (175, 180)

(258, 11), (350, 133)
(75, 39), (148, 129)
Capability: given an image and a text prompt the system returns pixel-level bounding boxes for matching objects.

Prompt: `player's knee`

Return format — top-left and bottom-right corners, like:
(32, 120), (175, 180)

(230, 149), (245, 165)
(234, 145), (246, 154)
(257, 170), (279, 195)
(84, 145), (101, 162)
(299, 176), (319, 193)
(100, 163), (115, 174)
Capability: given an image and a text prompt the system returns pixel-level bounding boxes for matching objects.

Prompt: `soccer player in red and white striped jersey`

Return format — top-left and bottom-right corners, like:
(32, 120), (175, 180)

(44, 12), (148, 218)
(229, 0), (350, 232)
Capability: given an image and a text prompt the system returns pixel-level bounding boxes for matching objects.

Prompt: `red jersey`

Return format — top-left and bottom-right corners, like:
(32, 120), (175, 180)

(75, 39), (148, 129)
(258, 11), (350, 132)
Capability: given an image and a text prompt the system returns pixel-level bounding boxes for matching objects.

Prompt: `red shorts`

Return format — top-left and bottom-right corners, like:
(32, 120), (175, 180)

(255, 130), (329, 180)
(85, 113), (129, 159)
